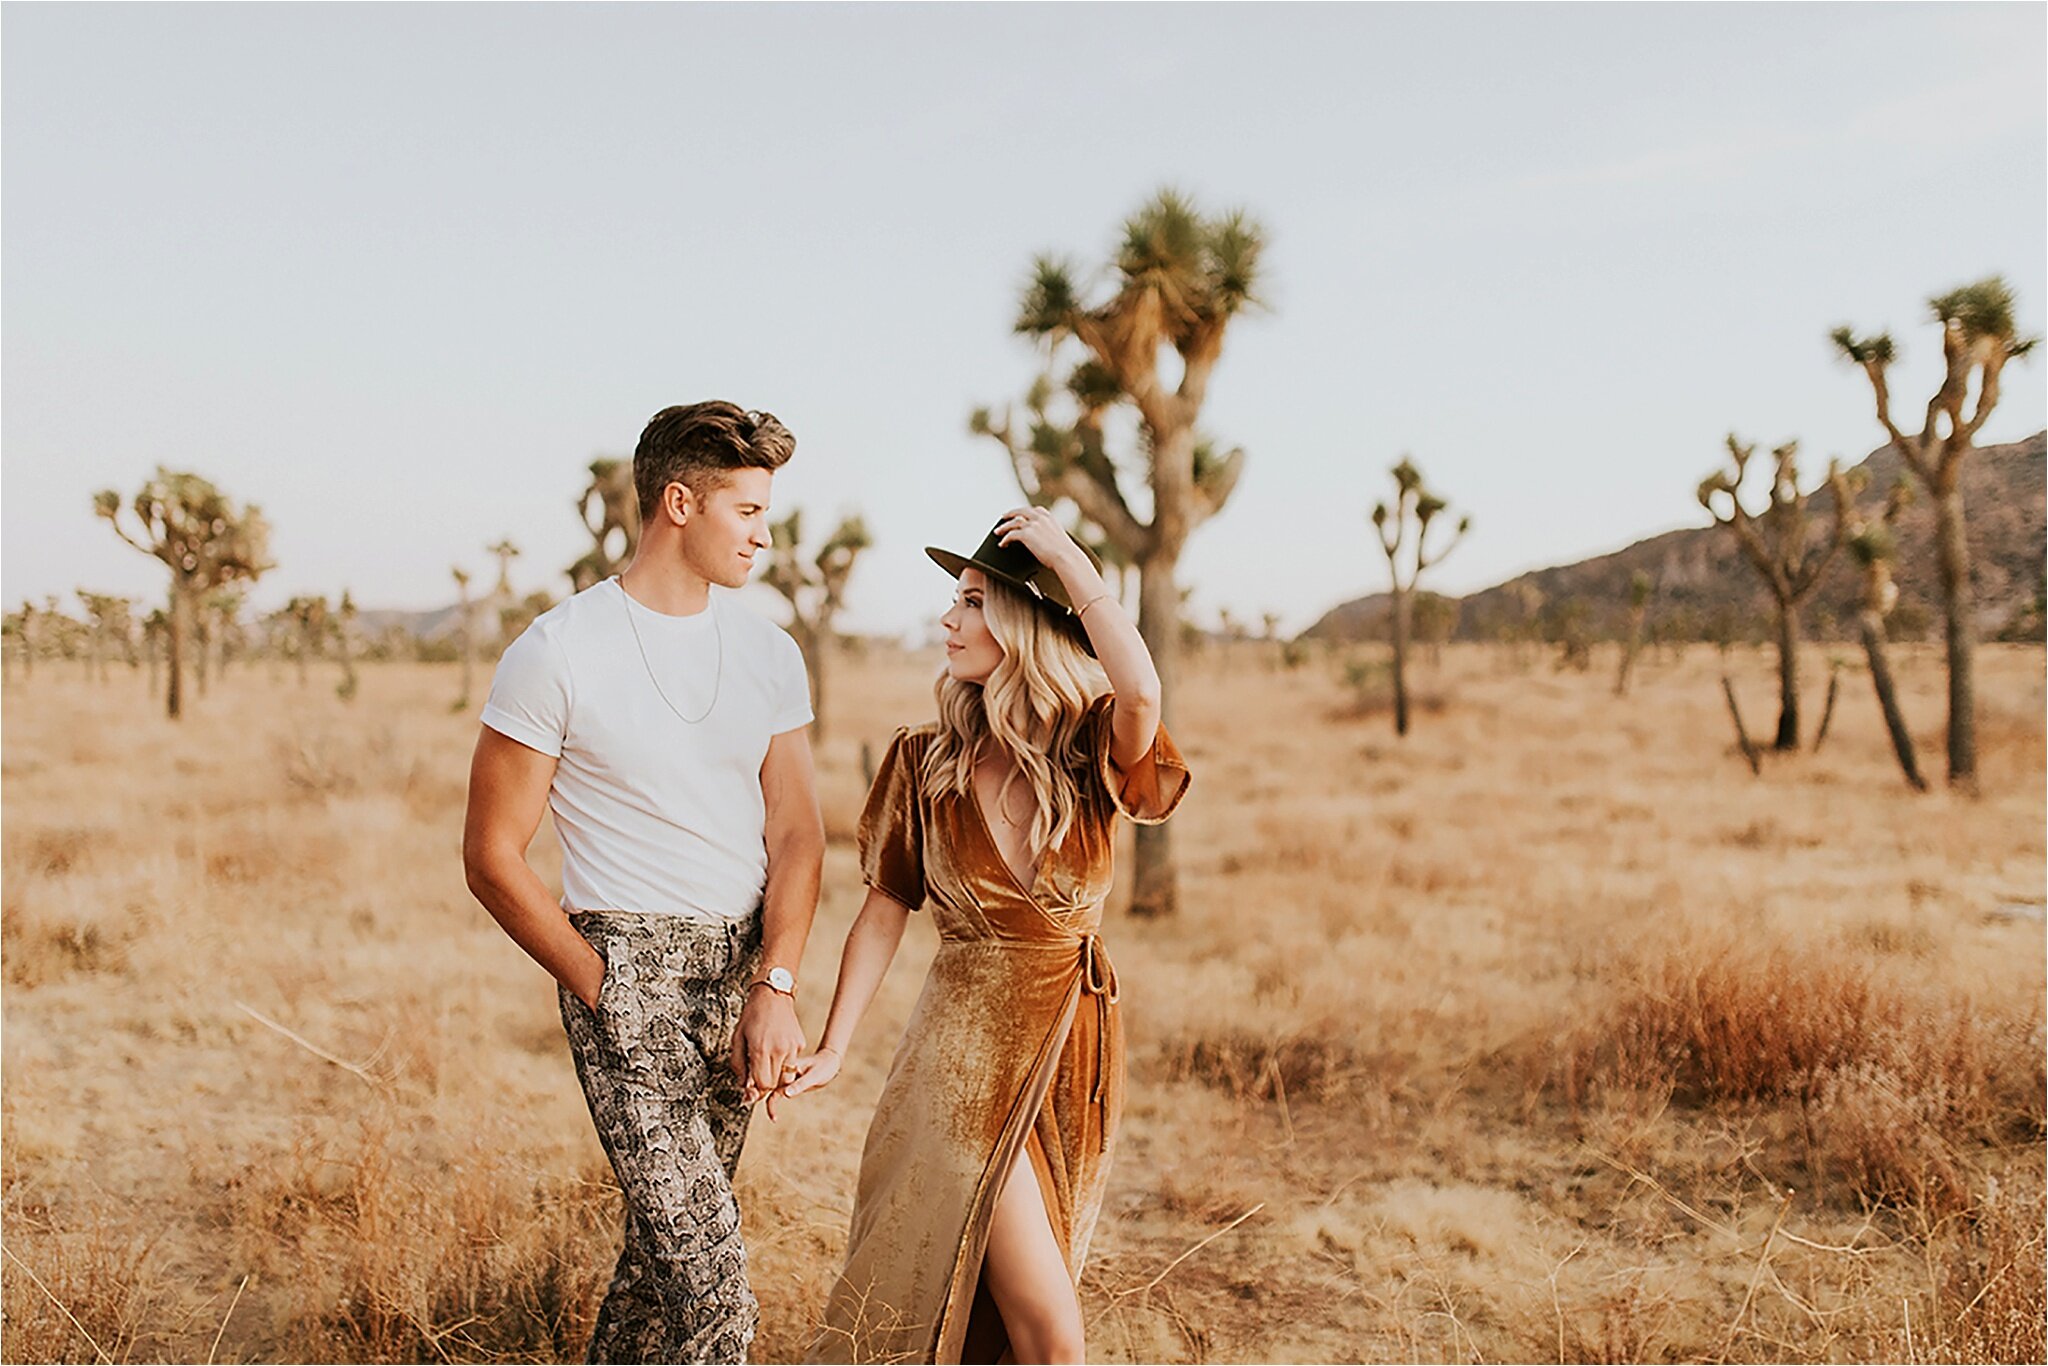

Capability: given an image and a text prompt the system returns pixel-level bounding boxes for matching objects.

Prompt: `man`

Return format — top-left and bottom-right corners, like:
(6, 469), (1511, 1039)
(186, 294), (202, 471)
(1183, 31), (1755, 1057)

(463, 401), (825, 1364)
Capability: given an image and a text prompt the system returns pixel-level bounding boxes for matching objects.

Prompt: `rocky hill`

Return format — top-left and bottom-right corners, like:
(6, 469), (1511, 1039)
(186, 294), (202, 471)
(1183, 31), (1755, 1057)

(1305, 431), (2047, 644)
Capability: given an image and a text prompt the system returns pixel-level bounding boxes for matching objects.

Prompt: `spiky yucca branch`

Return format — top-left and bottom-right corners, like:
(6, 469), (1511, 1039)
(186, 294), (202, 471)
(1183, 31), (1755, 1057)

(1831, 276), (2040, 490)
(1696, 437), (1849, 603)
(971, 371), (1245, 561)
(763, 510), (872, 629)
(1841, 471), (1913, 612)
(93, 470), (271, 591)
(990, 189), (1265, 563)
(1373, 457), (1471, 589)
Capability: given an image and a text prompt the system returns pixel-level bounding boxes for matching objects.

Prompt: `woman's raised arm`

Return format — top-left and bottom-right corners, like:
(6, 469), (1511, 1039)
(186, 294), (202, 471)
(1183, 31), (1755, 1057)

(995, 506), (1162, 768)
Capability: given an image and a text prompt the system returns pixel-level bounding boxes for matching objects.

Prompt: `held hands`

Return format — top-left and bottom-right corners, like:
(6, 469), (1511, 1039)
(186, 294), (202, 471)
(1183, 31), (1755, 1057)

(730, 986), (805, 1121)
(779, 1046), (842, 1098)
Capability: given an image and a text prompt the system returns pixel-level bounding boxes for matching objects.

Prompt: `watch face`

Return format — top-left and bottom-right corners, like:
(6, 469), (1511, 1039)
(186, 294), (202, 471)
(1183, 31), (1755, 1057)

(768, 967), (794, 993)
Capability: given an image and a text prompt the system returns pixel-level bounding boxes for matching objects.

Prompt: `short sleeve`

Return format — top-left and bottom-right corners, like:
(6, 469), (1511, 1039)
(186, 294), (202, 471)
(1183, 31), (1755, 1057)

(857, 728), (927, 912)
(1089, 693), (1191, 825)
(770, 629), (816, 735)
(480, 625), (570, 758)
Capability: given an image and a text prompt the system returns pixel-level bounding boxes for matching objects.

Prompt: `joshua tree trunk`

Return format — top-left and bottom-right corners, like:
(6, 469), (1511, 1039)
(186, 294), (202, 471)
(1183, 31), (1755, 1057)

(337, 626), (358, 701)
(1390, 587), (1413, 737)
(1774, 600), (1801, 751)
(1859, 608), (1927, 792)
(1813, 666), (1842, 752)
(1615, 628), (1642, 697)
(454, 569), (476, 710)
(1131, 548), (1184, 917)
(1722, 675), (1762, 776)
(149, 636), (162, 697)
(1615, 581), (1651, 697)
(1932, 491), (1976, 786)
(167, 587), (191, 720)
(796, 621), (831, 747)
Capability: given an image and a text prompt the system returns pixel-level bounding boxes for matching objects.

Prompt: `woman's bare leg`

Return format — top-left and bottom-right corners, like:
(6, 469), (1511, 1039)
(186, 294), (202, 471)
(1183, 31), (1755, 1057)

(980, 1149), (1085, 1363)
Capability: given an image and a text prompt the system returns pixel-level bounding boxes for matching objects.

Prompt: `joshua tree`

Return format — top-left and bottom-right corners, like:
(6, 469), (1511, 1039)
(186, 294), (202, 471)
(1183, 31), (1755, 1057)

(1614, 571), (1656, 697)
(3, 602), (36, 684)
(488, 539), (520, 596)
(77, 592), (137, 684)
(1411, 591), (1460, 668)
(1499, 580), (1545, 673)
(452, 566), (476, 710)
(498, 590), (554, 649)
(569, 458), (640, 591)
(487, 539), (521, 649)
(285, 595), (331, 686)
(203, 586), (246, 684)
(761, 509), (871, 744)
(1546, 597), (1594, 673)
(1372, 456), (1470, 736)
(142, 609), (168, 695)
(335, 590), (360, 701)
(972, 188), (1266, 916)
(1697, 436), (1852, 751)
(94, 469), (272, 719)
(1832, 276), (2038, 789)
(1843, 474), (1928, 792)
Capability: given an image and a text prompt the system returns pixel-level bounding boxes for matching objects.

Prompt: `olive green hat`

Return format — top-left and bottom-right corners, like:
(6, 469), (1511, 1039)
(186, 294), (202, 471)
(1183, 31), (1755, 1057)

(925, 520), (1102, 657)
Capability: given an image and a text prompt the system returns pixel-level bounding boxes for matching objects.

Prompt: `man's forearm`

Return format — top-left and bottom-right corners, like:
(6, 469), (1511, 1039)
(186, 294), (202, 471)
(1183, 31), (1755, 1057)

(757, 827), (824, 976)
(466, 849), (604, 1005)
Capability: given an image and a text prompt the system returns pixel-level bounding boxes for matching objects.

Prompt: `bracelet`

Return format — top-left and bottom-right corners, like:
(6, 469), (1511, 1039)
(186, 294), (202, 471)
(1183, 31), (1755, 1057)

(1074, 594), (1112, 619)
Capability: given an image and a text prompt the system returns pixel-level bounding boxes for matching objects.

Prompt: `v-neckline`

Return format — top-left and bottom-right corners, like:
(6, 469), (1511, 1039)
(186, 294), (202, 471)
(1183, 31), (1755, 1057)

(964, 780), (1044, 902)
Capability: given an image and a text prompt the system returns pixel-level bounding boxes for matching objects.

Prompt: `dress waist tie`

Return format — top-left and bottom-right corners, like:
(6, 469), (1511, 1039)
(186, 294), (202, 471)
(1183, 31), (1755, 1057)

(1080, 934), (1120, 1122)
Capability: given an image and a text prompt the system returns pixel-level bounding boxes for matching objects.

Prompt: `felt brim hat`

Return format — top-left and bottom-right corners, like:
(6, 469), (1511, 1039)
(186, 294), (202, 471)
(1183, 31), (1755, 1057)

(926, 521), (1102, 658)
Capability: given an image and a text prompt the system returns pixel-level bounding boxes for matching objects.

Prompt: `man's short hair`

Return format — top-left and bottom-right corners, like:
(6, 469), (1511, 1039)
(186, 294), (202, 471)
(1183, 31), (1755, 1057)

(633, 402), (795, 520)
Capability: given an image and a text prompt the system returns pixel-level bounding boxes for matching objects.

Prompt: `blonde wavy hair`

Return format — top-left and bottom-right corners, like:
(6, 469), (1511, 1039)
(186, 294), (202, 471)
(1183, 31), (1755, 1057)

(923, 573), (1107, 864)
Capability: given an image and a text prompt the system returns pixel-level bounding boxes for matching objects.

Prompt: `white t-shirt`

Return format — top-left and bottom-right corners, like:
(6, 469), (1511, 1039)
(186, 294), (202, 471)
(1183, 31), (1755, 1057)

(481, 577), (814, 923)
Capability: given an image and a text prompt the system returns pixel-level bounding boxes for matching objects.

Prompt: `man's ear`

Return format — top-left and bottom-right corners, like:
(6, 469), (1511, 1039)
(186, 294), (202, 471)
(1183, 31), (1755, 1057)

(662, 480), (694, 528)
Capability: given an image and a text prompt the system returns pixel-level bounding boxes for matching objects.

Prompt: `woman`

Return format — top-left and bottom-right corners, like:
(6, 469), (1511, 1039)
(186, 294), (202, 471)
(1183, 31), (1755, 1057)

(783, 506), (1190, 1364)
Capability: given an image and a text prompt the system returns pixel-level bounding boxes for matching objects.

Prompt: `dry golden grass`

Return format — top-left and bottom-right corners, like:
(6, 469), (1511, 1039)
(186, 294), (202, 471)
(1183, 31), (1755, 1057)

(3, 641), (2042, 1363)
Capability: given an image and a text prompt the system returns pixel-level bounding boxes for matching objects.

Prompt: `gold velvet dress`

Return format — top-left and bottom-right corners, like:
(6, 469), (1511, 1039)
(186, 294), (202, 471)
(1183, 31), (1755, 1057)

(811, 693), (1190, 1365)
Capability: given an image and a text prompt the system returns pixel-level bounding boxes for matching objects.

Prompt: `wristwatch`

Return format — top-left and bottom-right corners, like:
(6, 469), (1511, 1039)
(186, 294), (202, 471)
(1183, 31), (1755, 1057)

(751, 966), (796, 999)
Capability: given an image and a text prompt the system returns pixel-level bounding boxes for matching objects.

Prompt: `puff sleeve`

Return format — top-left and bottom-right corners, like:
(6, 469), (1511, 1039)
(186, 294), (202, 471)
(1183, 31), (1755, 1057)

(1089, 692), (1191, 825)
(857, 727), (928, 912)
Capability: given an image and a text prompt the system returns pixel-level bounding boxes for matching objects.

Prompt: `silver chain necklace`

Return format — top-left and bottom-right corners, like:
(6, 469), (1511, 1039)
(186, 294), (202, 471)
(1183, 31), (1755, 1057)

(618, 578), (723, 724)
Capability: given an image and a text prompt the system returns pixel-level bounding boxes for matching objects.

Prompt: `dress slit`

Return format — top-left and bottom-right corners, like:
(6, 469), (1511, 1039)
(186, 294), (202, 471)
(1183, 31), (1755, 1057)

(932, 979), (1083, 1363)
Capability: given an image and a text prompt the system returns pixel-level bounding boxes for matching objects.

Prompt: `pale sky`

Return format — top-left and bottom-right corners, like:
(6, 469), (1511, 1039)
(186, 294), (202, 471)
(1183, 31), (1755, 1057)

(5, 3), (2043, 638)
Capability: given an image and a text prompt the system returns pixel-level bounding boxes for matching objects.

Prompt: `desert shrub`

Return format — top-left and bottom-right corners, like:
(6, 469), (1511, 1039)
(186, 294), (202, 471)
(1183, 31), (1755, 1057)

(1554, 937), (2044, 1214)
(272, 722), (419, 798)
(0, 1211), (178, 1363)
(1331, 655), (1451, 721)
(233, 1114), (615, 1363)
(1162, 1025), (1384, 1106)
(1929, 1172), (2048, 1364)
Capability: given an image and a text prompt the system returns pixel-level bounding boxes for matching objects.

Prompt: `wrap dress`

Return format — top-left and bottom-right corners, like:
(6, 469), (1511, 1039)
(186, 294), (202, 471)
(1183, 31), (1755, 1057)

(812, 693), (1191, 1365)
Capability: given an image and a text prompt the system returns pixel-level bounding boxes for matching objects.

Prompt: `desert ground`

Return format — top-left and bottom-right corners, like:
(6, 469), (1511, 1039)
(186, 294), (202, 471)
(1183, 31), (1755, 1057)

(2, 640), (2042, 1364)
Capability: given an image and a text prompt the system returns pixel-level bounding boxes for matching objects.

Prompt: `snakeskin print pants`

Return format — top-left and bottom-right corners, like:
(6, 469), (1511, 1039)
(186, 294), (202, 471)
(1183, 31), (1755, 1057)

(560, 909), (764, 1365)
